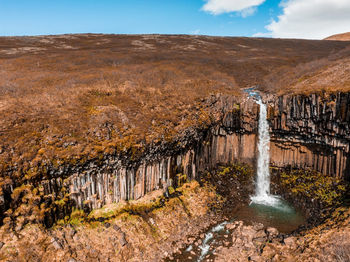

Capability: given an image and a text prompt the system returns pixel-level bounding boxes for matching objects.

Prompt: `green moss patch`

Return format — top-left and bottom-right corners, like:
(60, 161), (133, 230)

(276, 168), (348, 210)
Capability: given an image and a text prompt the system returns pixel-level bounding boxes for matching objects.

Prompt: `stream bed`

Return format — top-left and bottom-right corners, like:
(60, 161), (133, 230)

(165, 199), (305, 262)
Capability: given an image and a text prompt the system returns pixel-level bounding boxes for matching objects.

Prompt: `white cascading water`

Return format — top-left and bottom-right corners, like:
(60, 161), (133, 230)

(251, 98), (280, 206)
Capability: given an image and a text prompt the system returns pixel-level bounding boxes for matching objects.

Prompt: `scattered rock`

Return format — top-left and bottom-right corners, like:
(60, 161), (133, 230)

(113, 224), (121, 232)
(69, 228), (77, 238)
(249, 254), (261, 261)
(120, 233), (128, 247)
(226, 221), (243, 230)
(187, 237), (196, 244)
(284, 237), (297, 249)
(149, 218), (155, 226)
(266, 227), (279, 238)
(262, 245), (276, 258)
(252, 223), (264, 231)
(73, 234), (80, 242)
(51, 237), (63, 250)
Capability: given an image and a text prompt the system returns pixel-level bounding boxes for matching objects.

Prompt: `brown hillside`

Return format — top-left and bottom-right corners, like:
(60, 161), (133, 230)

(325, 32), (350, 41)
(0, 34), (349, 175)
(262, 45), (350, 95)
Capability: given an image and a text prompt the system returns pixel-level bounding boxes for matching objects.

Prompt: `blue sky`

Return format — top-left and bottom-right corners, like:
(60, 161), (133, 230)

(0, 0), (349, 39)
(0, 0), (281, 37)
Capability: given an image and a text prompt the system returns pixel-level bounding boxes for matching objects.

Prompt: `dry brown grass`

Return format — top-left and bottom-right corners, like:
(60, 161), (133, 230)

(261, 45), (350, 95)
(0, 34), (348, 181)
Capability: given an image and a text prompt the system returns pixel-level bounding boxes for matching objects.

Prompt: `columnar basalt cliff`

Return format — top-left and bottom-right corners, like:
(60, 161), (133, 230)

(268, 93), (350, 180)
(38, 96), (260, 212)
(1, 92), (349, 226)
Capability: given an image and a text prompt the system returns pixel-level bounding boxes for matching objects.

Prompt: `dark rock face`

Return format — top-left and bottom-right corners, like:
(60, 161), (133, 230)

(27, 96), (258, 213)
(63, 98), (260, 210)
(1, 92), (349, 224)
(268, 93), (350, 179)
(57, 92), (350, 211)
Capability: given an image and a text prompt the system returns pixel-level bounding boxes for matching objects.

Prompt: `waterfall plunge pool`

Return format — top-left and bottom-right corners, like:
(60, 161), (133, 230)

(165, 92), (306, 261)
(235, 200), (305, 234)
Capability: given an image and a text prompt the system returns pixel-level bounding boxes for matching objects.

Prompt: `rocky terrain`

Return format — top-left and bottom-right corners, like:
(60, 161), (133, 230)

(1, 162), (346, 262)
(0, 34), (350, 261)
(0, 181), (222, 262)
(214, 207), (350, 262)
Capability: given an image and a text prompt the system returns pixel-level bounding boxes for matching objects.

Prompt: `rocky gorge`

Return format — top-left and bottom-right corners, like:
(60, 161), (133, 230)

(0, 34), (349, 261)
(10, 91), (350, 211)
(1, 91), (349, 229)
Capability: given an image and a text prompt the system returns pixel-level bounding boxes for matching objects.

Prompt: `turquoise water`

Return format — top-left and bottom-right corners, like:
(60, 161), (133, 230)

(234, 199), (305, 233)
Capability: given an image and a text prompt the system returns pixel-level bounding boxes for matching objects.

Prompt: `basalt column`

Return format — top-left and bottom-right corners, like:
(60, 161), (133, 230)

(268, 93), (350, 180)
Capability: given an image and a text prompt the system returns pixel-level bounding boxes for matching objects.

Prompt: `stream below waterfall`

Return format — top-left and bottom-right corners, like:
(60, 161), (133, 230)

(165, 201), (305, 262)
(165, 92), (306, 261)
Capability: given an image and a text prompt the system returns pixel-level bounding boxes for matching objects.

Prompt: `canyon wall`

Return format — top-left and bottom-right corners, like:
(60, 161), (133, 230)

(45, 92), (350, 211)
(42, 98), (260, 211)
(268, 93), (350, 179)
(1, 92), (350, 223)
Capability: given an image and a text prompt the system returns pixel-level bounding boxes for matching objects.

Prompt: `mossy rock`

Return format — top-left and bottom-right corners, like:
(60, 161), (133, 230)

(277, 169), (347, 208)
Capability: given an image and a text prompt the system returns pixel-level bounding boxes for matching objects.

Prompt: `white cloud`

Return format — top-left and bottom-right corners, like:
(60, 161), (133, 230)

(190, 29), (201, 35)
(262, 0), (350, 39)
(202, 0), (265, 15)
(240, 7), (258, 18)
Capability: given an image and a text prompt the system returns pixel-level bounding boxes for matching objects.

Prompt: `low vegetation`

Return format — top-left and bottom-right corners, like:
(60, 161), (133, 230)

(0, 34), (348, 185)
(55, 180), (215, 229)
(274, 168), (348, 219)
(262, 46), (350, 95)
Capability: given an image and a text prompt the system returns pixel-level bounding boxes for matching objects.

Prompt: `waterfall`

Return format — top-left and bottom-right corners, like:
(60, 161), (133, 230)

(251, 98), (280, 206)
(255, 99), (271, 196)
